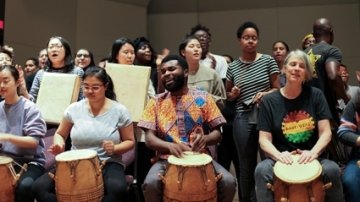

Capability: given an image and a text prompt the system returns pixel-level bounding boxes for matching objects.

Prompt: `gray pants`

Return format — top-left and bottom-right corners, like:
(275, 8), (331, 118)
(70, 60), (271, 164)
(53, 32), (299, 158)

(142, 159), (237, 202)
(254, 158), (344, 202)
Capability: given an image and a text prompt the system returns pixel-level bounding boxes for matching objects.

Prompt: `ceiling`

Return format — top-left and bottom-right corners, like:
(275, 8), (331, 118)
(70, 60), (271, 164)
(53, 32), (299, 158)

(107, 0), (359, 13)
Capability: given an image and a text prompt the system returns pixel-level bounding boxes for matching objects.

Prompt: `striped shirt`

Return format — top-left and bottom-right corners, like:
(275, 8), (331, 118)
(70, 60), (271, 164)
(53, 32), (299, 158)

(226, 54), (279, 112)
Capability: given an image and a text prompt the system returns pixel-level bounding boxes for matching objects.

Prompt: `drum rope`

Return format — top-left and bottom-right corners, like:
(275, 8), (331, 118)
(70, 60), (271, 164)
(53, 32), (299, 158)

(176, 166), (186, 190)
(68, 161), (80, 182)
(307, 183), (315, 201)
(200, 166), (210, 190)
(89, 158), (102, 177)
(9, 160), (28, 180)
(8, 164), (18, 180)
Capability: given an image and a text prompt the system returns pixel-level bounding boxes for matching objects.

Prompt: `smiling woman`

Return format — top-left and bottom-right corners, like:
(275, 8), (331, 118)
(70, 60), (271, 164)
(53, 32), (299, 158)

(255, 50), (344, 202)
(74, 48), (95, 71)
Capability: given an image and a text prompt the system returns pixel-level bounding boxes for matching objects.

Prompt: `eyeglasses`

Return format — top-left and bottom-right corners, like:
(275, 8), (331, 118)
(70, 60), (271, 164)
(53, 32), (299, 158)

(241, 35), (258, 41)
(76, 53), (90, 58)
(83, 84), (103, 92)
(47, 44), (63, 50)
(194, 33), (210, 39)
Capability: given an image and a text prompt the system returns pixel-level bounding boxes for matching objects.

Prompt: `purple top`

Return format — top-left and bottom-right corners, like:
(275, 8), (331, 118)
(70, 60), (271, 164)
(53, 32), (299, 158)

(0, 97), (47, 167)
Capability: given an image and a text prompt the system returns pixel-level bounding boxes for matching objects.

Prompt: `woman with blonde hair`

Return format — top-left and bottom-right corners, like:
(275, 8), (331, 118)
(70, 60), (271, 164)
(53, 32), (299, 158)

(301, 33), (315, 50)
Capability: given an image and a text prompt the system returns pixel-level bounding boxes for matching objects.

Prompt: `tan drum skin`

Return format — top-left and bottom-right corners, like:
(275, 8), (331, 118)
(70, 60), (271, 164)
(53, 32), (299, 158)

(272, 154), (325, 202)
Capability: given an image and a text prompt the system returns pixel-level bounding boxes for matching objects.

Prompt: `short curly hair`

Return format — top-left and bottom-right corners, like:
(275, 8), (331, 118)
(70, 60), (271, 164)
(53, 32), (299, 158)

(236, 21), (259, 39)
(189, 24), (211, 38)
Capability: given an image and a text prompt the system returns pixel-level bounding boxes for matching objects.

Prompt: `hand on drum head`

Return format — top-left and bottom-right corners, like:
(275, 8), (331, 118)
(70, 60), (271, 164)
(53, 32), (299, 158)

(48, 143), (65, 155)
(168, 142), (191, 158)
(296, 149), (318, 164)
(276, 151), (294, 165)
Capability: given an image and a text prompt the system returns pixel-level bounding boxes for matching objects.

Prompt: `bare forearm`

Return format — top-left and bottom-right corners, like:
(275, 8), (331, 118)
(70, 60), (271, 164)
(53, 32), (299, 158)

(145, 131), (173, 153)
(2, 134), (38, 149)
(259, 138), (281, 161)
(114, 140), (135, 155)
(311, 131), (331, 156)
(53, 133), (66, 147)
(204, 129), (222, 146)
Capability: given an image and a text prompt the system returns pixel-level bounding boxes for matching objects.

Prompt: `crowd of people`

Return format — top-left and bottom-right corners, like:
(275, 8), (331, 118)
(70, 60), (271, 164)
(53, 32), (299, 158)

(0, 17), (359, 202)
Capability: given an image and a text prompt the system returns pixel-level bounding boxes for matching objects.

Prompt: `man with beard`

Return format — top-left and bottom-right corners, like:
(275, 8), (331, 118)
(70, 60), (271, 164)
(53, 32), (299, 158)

(138, 55), (236, 202)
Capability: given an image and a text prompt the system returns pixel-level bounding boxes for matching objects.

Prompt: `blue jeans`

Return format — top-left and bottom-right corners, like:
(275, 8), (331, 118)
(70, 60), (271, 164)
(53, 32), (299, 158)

(342, 159), (360, 202)
(255, 158), (344, 202)
(233, 112), (258, 202)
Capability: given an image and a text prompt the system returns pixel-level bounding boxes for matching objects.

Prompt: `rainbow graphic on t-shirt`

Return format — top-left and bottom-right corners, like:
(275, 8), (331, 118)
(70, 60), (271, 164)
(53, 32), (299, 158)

(281, 110), (315, 143)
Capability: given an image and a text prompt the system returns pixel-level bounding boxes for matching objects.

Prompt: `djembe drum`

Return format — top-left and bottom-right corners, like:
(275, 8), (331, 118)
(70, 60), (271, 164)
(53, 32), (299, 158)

(271, 155), (326, 202)
(160, 151), (222, 202)
(0, 156), (27, 202)
(53, 149), (104, 202)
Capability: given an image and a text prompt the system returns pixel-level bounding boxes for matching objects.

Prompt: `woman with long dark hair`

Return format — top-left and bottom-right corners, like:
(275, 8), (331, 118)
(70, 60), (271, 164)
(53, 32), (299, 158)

(0, 65), (46, 202)
(33, 66), (135, 202)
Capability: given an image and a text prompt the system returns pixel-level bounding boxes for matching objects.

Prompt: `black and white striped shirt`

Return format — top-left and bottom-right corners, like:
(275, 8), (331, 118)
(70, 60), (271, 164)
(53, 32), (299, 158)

(226, 54), (279, 112)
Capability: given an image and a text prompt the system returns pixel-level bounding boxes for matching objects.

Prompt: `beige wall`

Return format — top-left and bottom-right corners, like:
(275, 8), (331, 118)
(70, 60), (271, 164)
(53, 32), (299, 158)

(4, 0), (147, 64)
(148, 3), (360, 85)
(4, 1), (360, 84)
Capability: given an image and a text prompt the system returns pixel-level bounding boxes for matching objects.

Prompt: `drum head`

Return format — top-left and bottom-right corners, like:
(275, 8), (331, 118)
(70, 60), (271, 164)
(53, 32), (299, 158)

(273, 154), (322, 184)
(168, 151), (212, 166)
(55, 149), (97, 161)
(0, 156), (13, 164)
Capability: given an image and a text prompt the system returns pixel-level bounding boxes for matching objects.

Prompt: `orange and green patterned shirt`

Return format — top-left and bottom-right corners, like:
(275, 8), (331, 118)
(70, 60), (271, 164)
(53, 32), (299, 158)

(138, 88), (226, 148)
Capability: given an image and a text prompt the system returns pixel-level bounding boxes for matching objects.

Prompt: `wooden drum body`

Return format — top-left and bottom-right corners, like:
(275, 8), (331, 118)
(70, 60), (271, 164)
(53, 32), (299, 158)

(161, 152), (222, 202)
(54, 149), (104, 202)
(0, 156), (16, 202)
(272, 155), (324, 202)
